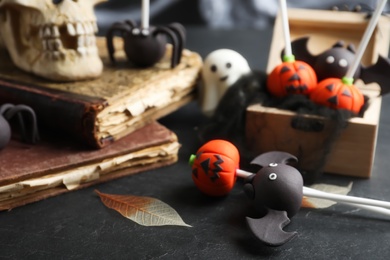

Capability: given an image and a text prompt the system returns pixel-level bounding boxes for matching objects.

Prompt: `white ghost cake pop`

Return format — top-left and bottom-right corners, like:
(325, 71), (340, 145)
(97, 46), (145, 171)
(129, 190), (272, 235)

(200, 49), (251, 116)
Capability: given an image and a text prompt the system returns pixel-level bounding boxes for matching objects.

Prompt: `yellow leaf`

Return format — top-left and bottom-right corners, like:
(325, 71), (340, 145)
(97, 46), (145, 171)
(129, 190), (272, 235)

(95, 190), (191, 227)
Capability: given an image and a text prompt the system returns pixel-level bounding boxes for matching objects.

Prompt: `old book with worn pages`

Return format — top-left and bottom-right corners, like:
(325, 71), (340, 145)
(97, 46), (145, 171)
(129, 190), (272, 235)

(0, 37), (202, 148)
(0, 121), (179, 211)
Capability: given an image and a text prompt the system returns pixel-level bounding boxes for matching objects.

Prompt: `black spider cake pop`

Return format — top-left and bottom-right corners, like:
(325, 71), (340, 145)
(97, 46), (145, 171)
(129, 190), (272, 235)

(106, 21), (185, 68)
(106, 0), (184, 69)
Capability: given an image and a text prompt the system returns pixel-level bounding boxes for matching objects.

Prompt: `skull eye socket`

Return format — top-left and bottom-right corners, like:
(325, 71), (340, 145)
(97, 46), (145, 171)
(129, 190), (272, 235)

(210, 65), (217, 73)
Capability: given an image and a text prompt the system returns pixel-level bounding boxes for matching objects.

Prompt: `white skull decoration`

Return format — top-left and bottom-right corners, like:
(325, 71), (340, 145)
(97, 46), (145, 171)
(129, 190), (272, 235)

(0, 0), (105, 81)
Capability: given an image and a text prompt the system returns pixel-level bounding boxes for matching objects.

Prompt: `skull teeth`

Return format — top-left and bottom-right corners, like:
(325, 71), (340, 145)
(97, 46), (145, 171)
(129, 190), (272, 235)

(38, 21), (99, 60)
(75, 22), (85, 35)
(66, 23), (77, 36)
(47, 39), (62, 51)
(52, 26), (60, 37)
(43, 26), (51, 38)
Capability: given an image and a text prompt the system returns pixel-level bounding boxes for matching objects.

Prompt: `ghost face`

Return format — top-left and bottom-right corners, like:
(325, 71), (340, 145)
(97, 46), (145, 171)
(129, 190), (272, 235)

(200, 49), (251, 116)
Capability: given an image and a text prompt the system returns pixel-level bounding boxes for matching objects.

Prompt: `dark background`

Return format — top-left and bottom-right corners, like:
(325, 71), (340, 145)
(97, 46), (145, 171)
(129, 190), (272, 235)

(1, 25), (390, 259)
(1, 1), (390, 259)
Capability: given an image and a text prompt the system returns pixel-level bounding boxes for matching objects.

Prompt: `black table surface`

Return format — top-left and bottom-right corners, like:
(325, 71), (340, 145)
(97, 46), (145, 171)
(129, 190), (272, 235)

(1, 27), (390, 259)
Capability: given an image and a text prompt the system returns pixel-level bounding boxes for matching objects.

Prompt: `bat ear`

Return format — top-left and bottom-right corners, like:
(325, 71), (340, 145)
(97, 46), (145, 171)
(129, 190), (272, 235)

(332, 40), (345, 48)
(250, 151), (297, 168)
(347, 44), (356, 53)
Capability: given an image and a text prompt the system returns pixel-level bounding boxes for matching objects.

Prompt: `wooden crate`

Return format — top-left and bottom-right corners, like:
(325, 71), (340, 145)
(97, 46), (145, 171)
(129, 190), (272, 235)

(246, 9), (390, 178)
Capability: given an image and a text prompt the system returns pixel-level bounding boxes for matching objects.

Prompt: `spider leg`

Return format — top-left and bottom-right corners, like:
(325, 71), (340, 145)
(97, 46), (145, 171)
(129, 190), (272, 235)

(124, 20), (137, 28)
(106, 21), (134, 64)
(153, 27), (179, 68)
(0, 103), (14, 115)
(167, 23), (186, 66)
(3, 105), (40, 144)
(0, 104), (12, 150)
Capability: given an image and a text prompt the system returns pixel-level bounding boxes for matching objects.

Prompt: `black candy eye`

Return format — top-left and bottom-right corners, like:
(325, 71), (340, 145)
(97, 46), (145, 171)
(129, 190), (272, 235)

(53, 0), (63, 4)
(226, 62), (232, 68)
(210, 65), (217, 73)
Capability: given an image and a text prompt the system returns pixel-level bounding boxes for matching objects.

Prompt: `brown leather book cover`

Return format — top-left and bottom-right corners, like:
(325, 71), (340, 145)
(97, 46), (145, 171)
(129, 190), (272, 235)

(0, 37), (202, 148)
(0, 121), (179, 211)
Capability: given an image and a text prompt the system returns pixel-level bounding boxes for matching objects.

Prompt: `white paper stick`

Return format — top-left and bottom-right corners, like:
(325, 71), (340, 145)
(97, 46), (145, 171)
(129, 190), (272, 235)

(236, 169), (253, 178)
(345, 0), (387, 79)
(303, 186), (390, 209)
(347, 203), (390, 216)
(303, 187), (390, 216)
(141, 0), (150, 30)
(279, 0), (292, 58)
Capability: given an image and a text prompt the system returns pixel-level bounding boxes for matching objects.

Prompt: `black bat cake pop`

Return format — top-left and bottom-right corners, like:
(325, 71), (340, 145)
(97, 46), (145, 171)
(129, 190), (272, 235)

(289, 37), (390, 95)
(243, 152), (303, 246)
(244, 152), (303, 246)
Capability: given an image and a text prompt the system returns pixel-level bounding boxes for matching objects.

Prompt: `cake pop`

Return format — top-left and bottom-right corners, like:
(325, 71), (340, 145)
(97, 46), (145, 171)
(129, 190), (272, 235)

(266, 0), (317, 98)
(310, 0), (388, 114)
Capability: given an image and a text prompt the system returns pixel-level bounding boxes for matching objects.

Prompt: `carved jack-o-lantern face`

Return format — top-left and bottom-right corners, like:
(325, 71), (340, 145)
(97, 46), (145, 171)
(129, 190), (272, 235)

(190, 140), (240, 196)
(310, 78), (364, 114)
(267, 60), (317, 97)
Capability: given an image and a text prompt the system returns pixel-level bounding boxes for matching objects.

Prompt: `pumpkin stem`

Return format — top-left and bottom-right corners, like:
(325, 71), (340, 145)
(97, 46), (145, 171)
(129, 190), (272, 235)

(342, 77), (354, 85)
(282, 54), (295, 62)
(188, 154), (196, 166)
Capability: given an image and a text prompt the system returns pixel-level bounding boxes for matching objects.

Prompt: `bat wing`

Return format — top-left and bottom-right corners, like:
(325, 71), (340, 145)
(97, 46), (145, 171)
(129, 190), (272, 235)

(286, 37), (317, 66)
(246, 209), (297, 246)
(360, 55), (390, 96)
(250, 151), (298, 168)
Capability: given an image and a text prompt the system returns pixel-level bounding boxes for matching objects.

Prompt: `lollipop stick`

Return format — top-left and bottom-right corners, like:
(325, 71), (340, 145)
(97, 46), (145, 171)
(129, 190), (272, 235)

(141, 0), (150, 30)
(303, 186), (390, 209)
(345, 0), (388, 80)
(279, 0), (292, 58)
(236, 169), (253, 178)
(303, 187), (390, 217)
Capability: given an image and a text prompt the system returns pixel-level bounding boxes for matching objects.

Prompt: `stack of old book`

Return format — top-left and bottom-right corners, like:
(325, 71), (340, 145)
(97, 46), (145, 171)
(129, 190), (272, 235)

(0, 37), (202, 210)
